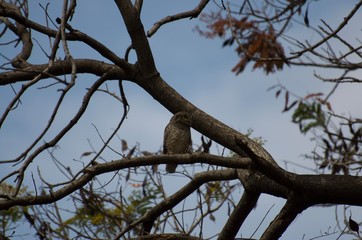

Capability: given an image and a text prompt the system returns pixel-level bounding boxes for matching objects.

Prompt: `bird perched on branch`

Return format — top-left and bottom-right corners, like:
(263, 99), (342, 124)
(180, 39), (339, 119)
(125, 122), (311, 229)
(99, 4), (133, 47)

(163, 112), (192, 173)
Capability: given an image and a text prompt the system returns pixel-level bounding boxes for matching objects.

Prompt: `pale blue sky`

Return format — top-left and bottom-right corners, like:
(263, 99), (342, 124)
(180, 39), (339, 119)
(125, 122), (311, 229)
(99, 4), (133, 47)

(1, 1), (362, 239)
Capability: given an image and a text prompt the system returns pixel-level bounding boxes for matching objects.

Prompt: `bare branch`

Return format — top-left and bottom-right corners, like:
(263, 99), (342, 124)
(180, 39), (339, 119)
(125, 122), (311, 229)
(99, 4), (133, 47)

(0, 3), (132, 71)
(0, 59), (126, 85)
(290, 1), (362, 57)
(147, 0), (210, 37)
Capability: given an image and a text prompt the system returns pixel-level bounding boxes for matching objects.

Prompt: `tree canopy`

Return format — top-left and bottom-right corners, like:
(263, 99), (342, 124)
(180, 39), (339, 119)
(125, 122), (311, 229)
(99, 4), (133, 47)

(1, 1), (362, 239)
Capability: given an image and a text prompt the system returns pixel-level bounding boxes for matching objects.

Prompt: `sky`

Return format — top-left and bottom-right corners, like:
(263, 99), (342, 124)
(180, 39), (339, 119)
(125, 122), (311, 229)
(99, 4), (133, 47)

(1, 0), (362, 239)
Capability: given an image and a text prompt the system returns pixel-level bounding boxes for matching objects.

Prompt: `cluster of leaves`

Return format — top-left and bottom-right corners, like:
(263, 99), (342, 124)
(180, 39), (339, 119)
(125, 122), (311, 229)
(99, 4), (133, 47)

(0, 174), (163, 239)
(61, 181), (162, 238)
(196, 12), (286, 75)
(290, 93), (329, 134)
(273, 86), (362, 175)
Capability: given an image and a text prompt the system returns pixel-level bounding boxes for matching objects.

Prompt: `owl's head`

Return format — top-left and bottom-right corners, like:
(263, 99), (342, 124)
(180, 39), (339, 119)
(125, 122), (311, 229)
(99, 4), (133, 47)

(173, 112), (192, 126)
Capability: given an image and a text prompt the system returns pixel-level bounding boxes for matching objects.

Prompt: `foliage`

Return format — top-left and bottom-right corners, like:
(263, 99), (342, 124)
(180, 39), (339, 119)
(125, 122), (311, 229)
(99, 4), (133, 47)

(197, 12), (285, 74)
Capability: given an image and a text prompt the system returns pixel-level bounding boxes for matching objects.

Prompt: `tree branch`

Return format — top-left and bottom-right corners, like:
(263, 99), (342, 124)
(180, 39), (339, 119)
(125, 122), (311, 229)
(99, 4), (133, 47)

(290, 1), (362, 57)
(147, 0), (210, 37)
(114, 0), (157, 78)
(0, 2), (132, 71)
(260, 195), (307, 240)
(218, 190), (260, 240)
(0, 154), (245, 209)
(0, 59), (126, 85)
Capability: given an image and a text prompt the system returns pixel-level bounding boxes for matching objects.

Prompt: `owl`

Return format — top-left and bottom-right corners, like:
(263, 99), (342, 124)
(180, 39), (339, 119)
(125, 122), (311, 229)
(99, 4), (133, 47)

(163, 112), (192, 173)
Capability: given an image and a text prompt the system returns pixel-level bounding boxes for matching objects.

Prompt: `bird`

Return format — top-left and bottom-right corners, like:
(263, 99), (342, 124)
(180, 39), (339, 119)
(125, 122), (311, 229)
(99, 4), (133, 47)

(163, 112), (192, 173)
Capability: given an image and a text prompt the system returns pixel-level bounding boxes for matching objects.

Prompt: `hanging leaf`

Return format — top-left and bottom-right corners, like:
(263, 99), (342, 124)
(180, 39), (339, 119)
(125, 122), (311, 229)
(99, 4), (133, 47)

(283, 100), (298, 112)
(222, 37), (234, 47)
(304, 5), (310, 27)
(126, 145), (136, 158)
(121, 139), (128, 152)
(349, 215), (360, 236)
(319, 160), (329, 169)
(126, 168), (131, 182)
(142, 176), (148, 197)
(142, 151), (153, 156)
(201, 135), (212, 153)
(80, 151), (94, 158)
(275, 89), (282, 98)
(209, 213), (216, 222)
(284, 91), (289, 111)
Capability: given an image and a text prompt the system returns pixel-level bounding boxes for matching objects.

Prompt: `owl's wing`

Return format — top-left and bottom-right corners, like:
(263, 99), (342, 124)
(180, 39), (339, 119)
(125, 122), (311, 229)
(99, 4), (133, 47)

(163, 124), (171, 154)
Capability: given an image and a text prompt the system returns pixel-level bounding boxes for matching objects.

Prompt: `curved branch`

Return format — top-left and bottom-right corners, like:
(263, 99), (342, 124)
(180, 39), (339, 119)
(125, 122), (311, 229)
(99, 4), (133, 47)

(0, 2), (32, 67)
(147, 0), (210, 37)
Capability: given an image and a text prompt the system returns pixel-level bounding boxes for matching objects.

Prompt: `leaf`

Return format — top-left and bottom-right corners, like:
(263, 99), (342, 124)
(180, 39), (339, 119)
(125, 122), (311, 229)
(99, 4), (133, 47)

(322, 138), (331, 150)
(349, 215), (359, 234)
(284, 91), (289, 111)
(142, 176), (148, 197)
(80, 151), (94, 158)
(121, 139), (128, 152)
(126, 145), (136, 158)
(325, 101), (332, 111)
(209, 213), (216, 222)
(142, 151), (152, 156)
(126, 168), (131, 182)
(319, 160), (329, 169)
(304, 92), (323, 100)
(283, 100), (298, 112)
(304, 5), (309, 27)
(201, 135), (212, 153)
(222, 37), (234, 47)
(275, 89), (282, 98)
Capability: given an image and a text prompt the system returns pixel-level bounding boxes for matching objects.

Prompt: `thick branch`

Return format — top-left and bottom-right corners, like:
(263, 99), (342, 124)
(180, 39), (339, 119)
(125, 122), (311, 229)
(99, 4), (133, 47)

(218, 190), (260, 240)
(0, 59), (126, 85)
(147, 0), (210, 37)
(114, 0), (157, 78)
(260, 196), (307, 240)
